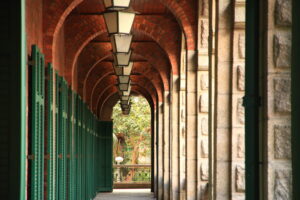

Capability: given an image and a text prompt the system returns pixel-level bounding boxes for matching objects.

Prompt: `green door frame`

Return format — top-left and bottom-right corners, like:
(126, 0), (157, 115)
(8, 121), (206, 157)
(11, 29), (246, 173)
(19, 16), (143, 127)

(244, 0), (260, 199)
(292, 0), (300, 199)
(0, 1), (26, 199)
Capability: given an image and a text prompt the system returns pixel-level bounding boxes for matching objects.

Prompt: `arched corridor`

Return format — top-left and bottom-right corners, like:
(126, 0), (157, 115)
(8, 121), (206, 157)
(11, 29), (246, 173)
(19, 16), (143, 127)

(1, 0), (300, 200)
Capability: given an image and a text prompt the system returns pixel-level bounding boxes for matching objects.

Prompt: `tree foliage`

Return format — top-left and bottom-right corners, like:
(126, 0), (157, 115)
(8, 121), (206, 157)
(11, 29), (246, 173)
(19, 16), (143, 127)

(112, 96), (151, 165)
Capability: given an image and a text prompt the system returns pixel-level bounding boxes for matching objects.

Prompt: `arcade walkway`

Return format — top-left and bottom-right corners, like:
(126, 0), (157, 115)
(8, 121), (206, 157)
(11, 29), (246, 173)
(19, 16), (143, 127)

(94, 189), (155, 200)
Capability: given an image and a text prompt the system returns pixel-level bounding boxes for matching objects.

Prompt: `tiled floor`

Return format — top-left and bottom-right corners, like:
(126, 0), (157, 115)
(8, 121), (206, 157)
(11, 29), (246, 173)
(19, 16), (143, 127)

(94, 189), (155, 200)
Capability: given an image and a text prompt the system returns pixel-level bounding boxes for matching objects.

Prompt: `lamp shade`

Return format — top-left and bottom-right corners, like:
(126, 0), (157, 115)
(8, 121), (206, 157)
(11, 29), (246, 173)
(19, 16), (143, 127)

(113, 50), (132, 66)
(118, 80), (131, 91)
(118, 75), (130, 84)
(121, 95), (130, 101)
(114, 62), (133, 76)
(111, 34), (132, 53)
(104, 0), (131, 10)
(103, 10), (135, 35)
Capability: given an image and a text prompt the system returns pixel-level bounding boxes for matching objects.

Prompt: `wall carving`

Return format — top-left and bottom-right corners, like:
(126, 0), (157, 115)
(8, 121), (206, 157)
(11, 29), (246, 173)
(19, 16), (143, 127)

(237, 98), (245, 124)
(201, 117), (208, 136)
(273, 34), (291, 68)
(238, 34), (245, 59)
(236, 165), (245, 192)
(274, 125), (291, 159)
(200, 94), (209, 113)
(274, 170), (292, 200)
(201, 163), (208, 181)
(201, 74), (209, 90)
(237, 65), (245, 91)
(275, 0), (292, 26)
(200, 20), (209, 48)
(201, 140), (208, 158)
(237, 134), (245, 158)
(274, 78), (291, 113)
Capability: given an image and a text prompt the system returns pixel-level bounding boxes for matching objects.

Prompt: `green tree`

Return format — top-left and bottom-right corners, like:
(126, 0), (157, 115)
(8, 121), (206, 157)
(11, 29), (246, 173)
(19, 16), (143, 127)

(112, 96), (151, 166)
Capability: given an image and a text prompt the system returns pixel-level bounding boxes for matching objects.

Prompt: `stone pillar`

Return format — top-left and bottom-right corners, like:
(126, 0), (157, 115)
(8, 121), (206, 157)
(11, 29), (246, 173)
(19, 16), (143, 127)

(179, 33), (187, 200)
(163, 91), (170, 199)
(263, 0), (292, 199)
(158, 102), (164, 199)
(171, 74), (180, 200)
(197, 0), (210, 199)
(153, 107), (158, 196)
(186, 50), (198, 200)
(213, 0), (233, 199)
(230, 1), (245, 199)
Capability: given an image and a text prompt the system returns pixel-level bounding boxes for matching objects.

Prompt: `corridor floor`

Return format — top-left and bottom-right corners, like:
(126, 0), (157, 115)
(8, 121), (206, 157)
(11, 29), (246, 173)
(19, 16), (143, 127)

(94, 189), (155, 200)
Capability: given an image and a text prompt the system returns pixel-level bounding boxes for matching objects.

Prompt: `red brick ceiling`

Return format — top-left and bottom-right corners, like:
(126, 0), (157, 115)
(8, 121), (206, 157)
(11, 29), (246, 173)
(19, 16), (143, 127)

(43, 0), (197, 119)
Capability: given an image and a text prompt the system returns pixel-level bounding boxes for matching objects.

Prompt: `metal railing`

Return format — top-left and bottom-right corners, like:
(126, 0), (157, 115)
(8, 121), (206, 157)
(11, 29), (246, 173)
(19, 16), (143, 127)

(113, 164), (151, 188)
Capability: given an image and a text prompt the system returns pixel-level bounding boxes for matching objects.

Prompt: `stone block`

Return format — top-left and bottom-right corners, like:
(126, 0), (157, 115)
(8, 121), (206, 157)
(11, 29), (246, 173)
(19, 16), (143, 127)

(237, 134), (245, 158)
(200, 94), (209, 113)
(274, 78), (291, 113)
(237, 98), (245, 124)
(237, 65), (245, 91)
(274, 125), (291, 159)
(236, 165), (245, 192)
(274, 169), (292, 200)
(275, 0), (292, 26)
(201, 117), (208, 136)
(238, 34), (245, 59)
(273, 34), (291, 68)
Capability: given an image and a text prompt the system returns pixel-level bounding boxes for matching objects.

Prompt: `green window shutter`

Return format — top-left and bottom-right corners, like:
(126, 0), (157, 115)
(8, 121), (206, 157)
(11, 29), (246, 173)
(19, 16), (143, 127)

(47, 63), (55, 200)
(98, 121), (113, 192)
(29, 45), (45, 200)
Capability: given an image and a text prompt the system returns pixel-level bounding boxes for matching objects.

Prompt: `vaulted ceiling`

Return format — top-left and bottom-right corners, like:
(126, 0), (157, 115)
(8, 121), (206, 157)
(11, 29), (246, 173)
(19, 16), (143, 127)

(43, 0), (197, 119)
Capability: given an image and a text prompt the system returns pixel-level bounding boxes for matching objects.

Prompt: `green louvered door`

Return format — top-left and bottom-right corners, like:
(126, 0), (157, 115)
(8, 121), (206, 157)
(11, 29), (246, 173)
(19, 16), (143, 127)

(98, 121), (113, 192)
(47, 64), (55, 200)
(57, 77), (68, 200)
(29, 45), (45, 200)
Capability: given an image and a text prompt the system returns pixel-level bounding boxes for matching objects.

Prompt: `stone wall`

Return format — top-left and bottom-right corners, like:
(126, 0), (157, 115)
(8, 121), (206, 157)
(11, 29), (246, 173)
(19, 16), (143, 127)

(264, 0), (292, 199)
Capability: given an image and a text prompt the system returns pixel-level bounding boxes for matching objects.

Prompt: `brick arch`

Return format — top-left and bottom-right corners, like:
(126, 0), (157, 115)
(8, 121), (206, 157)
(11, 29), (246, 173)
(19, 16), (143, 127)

(87, 62), (164, 108)
(159, 0), (197, 50)
(43, 0), (83, 63)
(64, 15), (180, 86)
(79, 43), (169, 98)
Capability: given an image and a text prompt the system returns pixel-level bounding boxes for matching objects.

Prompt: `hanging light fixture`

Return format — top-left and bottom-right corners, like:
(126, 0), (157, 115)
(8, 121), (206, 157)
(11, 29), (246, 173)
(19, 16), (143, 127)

(122, 109), (130, 115)
(103, 10), (136, 35)
(114, 62), (133, 76)
(113, 50), (132, 66)
(111, 34), (132, 53)
(103, 0), (131, 10)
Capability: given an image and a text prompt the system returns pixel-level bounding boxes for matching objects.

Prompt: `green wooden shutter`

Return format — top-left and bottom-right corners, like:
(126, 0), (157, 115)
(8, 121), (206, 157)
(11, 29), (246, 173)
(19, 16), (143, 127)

(29, 45), (45, 200)
(57, 76), (68, 200)
(98, 121), (113, 192)
(47, 63), (55, 200)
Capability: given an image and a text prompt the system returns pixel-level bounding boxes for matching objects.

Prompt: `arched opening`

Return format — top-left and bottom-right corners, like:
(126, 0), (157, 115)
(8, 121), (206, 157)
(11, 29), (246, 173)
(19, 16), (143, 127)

(112, 96), (152, 190)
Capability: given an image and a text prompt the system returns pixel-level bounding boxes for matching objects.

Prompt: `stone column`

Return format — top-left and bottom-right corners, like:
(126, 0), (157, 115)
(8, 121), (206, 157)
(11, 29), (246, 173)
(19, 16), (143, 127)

(263, 0), (292, 199)
(179, 33), (187, 200)
(171, 74), (180, 200)
(163, 91), (170, 199)
(186, 50), (198, 200)
(213, 0), (233, 199)
(153, 107), (158, 196)
(230, 1), (245, 199)
(197, 0), (210, 199)
(158, 102), (164, 199)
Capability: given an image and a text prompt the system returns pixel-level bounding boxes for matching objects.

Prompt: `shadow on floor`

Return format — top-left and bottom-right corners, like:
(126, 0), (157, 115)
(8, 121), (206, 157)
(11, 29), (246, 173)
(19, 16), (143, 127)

(94, 189), (155, 200)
